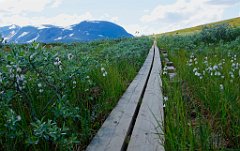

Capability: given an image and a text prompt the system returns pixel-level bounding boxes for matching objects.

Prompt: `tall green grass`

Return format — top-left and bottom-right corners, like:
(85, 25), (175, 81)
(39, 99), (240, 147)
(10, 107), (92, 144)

(0, 37), (152, 150)
(158, 24), (240, 150)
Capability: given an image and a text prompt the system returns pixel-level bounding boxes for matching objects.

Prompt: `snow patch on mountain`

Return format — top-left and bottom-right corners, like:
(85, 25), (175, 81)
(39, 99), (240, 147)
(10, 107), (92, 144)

(65, 26), (73, 30)
(36, 25), (50, 30)
(55, 37), (62, 40)
(18, 32), (29, 39)
(27, 34), (40, 43)
(9, 25), (17, 29)
(4, 31), (16, 41)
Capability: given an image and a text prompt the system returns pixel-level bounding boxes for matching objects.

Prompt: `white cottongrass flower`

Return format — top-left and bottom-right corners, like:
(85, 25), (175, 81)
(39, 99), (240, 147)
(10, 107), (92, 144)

(164, 96), (168, 102)
(72, 80), (77, 88)
(0, 73), (2, 83)
(163, 66), (168, 74)
(37, 83), (42, 88)
(101, 67), (105, 72)
(17, 67), (22, 73)
(16, 115), (21, 121)
(190, 54), (194, 59)
(187, 59), (193, 66)
(54, 57), (61, 66)
(101, 67), (108, 77)
(214, 71), (221, 76)
(229, 71), (234, 78)
(59, 65), (63, 71)
(207, 66), (213, 72)
(68, 53), (74, 60)
(30, 54), (34, 60)
(163, 66), (168, 75)
(73, 81), (77, 85)
(195, 72), (201, 77)
(213, 65), (218, 70)
(219, 84), (224, 90)
(103, 71), (108, 77)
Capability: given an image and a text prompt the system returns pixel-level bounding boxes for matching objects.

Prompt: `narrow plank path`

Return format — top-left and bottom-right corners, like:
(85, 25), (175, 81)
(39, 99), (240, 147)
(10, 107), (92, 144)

(127, 42), (164, 151)
(86, 41), (164, 151)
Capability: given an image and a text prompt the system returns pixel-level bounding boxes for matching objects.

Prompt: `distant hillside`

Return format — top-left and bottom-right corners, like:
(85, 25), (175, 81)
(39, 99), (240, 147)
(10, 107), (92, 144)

(0, 21), (133, 44)
(162, 17), (240, 35)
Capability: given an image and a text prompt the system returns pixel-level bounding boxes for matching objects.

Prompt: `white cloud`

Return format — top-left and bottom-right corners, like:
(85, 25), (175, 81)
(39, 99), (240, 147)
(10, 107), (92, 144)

(100, 13), (119, 23)
(0, 12), (94, 27)
(50, 0), (63, 8)
(141, 0), (230, 23)
(140, 0), (240, 34)
(0, 0), (55, 15)
(0, 1), (119, 28)
(207, 0), (240, 5)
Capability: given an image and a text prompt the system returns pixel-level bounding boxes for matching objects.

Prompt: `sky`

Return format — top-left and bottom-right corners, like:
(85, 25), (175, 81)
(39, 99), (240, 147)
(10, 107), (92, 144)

(0, 0), (240, 35)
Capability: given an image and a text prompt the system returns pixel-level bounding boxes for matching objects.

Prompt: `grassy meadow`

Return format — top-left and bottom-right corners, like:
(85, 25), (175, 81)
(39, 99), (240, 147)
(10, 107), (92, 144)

(158, 23), (240, 150)
(1, 16), (240, 151)
(161, 17), (240, 35)
(0, 37), (152, 150)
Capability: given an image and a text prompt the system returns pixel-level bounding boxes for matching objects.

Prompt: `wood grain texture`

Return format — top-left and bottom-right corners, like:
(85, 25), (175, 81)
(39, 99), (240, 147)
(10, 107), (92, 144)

(127, 43), (165, 151)
(86, 46), (155, 151)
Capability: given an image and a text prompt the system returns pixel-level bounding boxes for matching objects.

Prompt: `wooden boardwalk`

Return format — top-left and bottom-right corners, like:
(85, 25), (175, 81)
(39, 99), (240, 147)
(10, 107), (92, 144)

(86, 42), (164, 151)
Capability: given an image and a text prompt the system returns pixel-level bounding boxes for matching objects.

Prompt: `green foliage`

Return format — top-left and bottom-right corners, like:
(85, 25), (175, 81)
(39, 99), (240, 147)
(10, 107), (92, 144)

(159, 24), (240, 51)
(196, 24), (240, 43)
(158, 25), (240, 150)
(0, 37), (152, 150)
(0, 34), (3, 48)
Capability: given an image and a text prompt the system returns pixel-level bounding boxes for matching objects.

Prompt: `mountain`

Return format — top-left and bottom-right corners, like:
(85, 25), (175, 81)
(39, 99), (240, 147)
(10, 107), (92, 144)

(0, 21), (133, 43)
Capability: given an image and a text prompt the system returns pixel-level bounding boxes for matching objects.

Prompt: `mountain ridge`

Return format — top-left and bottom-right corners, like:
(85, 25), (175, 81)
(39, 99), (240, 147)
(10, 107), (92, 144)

(0, 21), (133, 43)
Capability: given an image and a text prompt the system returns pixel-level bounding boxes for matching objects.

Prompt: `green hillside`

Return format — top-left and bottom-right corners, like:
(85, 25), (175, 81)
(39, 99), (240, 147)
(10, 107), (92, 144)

(162, 17), (240, 35)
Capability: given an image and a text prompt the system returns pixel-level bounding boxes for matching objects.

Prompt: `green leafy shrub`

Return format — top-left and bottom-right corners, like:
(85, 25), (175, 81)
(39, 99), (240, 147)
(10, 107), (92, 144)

(0, 37), (152, 150)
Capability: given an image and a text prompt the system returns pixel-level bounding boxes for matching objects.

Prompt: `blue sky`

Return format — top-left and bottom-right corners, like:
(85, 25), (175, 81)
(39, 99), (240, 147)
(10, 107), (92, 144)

(0, 0), (239, 35)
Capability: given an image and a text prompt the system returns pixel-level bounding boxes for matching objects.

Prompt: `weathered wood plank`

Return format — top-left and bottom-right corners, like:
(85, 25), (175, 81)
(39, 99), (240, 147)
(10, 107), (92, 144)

(166, 62), (174, 66)
(86, 46), (155, 151)
(127, 43), (165, 151)
(169, 73), (177, 81)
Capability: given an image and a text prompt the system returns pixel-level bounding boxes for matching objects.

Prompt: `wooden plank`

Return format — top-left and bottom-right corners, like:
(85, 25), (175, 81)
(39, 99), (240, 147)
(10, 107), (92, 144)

(86, 45), (155, 151)
(167, 66), (176, 73)
(166, 62), (174, 66)
(169, 72), (177, 80)
(127, 43), (165, 151)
